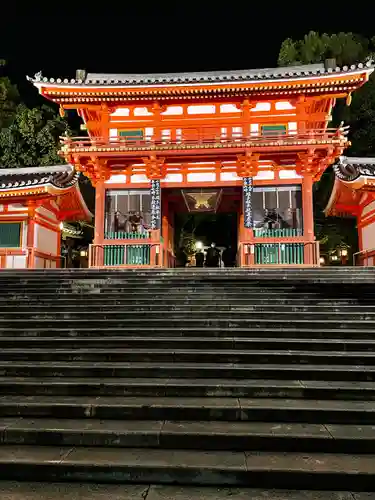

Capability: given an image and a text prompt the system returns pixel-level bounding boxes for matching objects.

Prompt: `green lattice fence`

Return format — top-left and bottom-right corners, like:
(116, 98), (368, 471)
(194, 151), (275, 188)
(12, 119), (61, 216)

(104, 232), (150, 240)
(253, 228), (303, 238)
(103, 245), (151, 266)
(255, 243), (304, 265)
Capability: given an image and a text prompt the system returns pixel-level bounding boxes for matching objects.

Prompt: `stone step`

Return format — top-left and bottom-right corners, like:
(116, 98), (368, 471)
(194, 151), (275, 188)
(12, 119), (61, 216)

(0, 445), (374, 489)
(2, 310), (375, 319)
(1, 418), (375, 453)
(1, 336), (375, 351)
(4, 283), (373, 291)
(1, 313), (374, 327)
(3, 327), (375, 340)
(1, 395), (375, 424)
(1, 348), (375, 365)
(2, 281), (375, 290)
(0, 377), (374, 399)
(0, 297), (375, 313)
(0, 315), (375, 338)
(0, 311), (375, 331)
(1, 361), (375, 381)
(3, 297), (374, 307)
(0, 483), (364, 500)
(2, 285), (373, 292)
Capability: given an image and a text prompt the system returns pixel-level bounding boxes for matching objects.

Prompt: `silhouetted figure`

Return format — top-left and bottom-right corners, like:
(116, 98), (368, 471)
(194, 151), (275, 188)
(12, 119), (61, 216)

(195, 250), (204, 267)
(176, 247), (188, 267)
(222, 245), (236, 267)
(205, 242), (221, 267)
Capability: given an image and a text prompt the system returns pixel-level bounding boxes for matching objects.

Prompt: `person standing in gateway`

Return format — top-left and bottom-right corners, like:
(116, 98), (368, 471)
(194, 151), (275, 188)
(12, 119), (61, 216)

(205, 243), (221, 267)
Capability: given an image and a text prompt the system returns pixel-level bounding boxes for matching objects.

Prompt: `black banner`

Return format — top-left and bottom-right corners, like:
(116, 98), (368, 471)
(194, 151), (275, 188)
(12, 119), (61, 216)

(243, 176), (253, 228)
(150, 179), (161, 230)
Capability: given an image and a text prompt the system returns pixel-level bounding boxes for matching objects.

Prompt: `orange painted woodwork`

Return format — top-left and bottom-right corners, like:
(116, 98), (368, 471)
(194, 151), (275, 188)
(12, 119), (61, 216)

(27, 63), (374, 267)
(0, 166), (92, 269)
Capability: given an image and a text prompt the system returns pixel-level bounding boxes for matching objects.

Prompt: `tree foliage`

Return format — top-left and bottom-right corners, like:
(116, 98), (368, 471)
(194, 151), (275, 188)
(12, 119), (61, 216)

(0, 104), (68, 168)
(278, 31), (369, 67)
(0, 62), (68, 168)
(278, 31), (375, 256)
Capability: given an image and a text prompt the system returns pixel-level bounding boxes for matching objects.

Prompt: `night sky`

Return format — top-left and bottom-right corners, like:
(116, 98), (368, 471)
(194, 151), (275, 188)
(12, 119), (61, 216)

(2, 3), (373, 94)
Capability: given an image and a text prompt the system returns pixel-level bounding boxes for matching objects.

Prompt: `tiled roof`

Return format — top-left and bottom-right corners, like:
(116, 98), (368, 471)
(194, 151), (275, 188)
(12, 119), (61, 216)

(28, 62), (373, 86)
(0, 165), (79, 191)
(334, 156), (375, 182)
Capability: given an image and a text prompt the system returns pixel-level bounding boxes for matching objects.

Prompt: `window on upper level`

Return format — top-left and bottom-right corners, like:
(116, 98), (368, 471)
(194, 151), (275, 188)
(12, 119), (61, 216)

(252, 185), (303, 235)
(105, 189), (152, 238)
(118, 130), (144, 140)
(261, 124), (287, 136)
(0, 222), (21, 248)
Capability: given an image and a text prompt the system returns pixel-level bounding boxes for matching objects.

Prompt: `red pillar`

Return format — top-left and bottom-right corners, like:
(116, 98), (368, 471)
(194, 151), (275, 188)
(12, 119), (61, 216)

(27, 202), (36, 268)
(302, 174), (315, 265)
(93, 181), (105, 267)
(94, 181), (105, 245)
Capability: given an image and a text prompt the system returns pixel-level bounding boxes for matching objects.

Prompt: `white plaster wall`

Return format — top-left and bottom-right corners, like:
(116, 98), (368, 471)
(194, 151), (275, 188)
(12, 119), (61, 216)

(131, 175), (149, 183)
(288, 122), (297, 135)
(187, 173), (216, 182)
(162, 174), (183, 183)
(220, 172), (241, 182)
(220, 104), (240, 113)
(105, 174), (127, 184)
(162, 130), (171, 139)
(251, 103), (271, 112)
(250, 124), (259, 135)
(162, 106), (183, 115)
(111, 108), (130, 116)
(279, 169), (302, 179)
(134, 107), (152, 116)
(276, 101), (295, 110)
(362, 223), (375, 251)
(145, 127), (154, 138)
(187, 105), (216, 115)
(254, 171), (275, 180)
(362, 201), (375, 217)
(6, 255), (27, 269)
(8, 204), (24, 211)
(232, 127), (242, 136)
(22, 221), (28, 249)
(35, 224), (58, 255)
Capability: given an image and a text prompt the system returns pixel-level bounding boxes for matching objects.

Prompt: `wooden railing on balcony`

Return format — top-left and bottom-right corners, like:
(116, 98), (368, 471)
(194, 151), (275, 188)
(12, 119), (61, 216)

(61, 128), (347, 153)
(0, 248), (64, 269)
(353, 248), (375, 266)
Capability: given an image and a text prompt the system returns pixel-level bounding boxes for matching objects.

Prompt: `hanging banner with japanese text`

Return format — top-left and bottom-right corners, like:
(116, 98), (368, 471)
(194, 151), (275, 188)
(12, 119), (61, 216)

(150, 179), (161, 230)
(243, 176), (253, 228)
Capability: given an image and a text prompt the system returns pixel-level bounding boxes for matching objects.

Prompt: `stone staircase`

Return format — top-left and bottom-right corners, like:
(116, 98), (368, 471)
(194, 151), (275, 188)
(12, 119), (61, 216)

(0, 268), (375, 497)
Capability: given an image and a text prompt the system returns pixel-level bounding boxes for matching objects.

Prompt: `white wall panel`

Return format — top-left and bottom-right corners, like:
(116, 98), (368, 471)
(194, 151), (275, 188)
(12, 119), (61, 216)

(35, 224), (58, 255)
(6, 255), (26, 269)
(362, 223), (375, 251)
